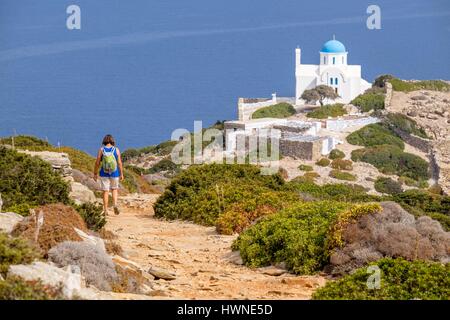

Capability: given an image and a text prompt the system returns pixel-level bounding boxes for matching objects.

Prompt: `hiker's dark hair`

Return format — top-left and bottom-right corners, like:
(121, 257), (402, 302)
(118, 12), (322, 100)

(102, 134), (115, 146)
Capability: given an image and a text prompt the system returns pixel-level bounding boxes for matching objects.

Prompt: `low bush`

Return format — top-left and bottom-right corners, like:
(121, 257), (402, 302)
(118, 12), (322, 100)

(315, 158), (330, 167)
(154, 164), (286, 226)
(313, 258), (450, 300)
(287, 180), (380, 203)
(346, 124), (404, 149)
(0, 135), (50, 148)
(330, 159), (353, 171)
(351, 145), (429, 181)
(302, 172), (320, 182)
(75, 202), (106, 232)
(398, 176), (428, 188)
(298, 164), (313, 171)
(328, 149), (345, 160)
(0, 232), (41, 277)
(251, 103), (296, 119)
(374, 177), (403, 195)
(148, 159), (180, 174)
(0, 276), (64, 300)
(351, 93), (385, 112)
(0, 147), (71, 215)
(329, 170), (356, 181)
(48, 241), (118, 292)
(383, 113), (429, 139)
(395, 189), (450, 213)
(390, 78), (450, 92)
(306, 104), (346, 119)
(215, 190), (300, 235)
(232, 201), (352, 274)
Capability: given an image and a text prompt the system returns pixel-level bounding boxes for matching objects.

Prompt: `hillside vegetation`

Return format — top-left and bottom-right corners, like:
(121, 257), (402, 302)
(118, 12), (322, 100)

(0, 136), (155, 194)
(0, 147), (70, 215)
(251, 103), (296, 119)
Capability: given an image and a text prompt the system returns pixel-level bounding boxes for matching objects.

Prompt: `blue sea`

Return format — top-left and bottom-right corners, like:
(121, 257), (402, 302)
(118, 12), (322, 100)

(0, 0), (449, 155)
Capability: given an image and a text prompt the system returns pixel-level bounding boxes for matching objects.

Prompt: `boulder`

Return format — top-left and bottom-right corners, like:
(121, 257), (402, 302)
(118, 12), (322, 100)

(7, 261), (82, 299)
(148, 266), (176, 280)
(72, 169), (101, 191)
(74, 227), (106, 252)
(70, 182), (96, 205)
(258, 266), (287, 276)
(222, 251), (243, 265)
(0, 212), (24, 234)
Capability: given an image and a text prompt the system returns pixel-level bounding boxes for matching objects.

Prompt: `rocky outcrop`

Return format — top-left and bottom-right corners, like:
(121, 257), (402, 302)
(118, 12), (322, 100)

(0, 212), (24, 234)
(388, 89), (450, 193)
(18, 150), (72, 177)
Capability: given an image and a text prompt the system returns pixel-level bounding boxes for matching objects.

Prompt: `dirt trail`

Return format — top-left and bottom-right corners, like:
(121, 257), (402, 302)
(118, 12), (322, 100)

(105, 194), (325, 300)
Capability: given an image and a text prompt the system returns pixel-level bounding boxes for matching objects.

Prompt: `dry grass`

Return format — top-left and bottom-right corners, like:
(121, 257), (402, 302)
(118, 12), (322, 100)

(12, 203), (87, 255)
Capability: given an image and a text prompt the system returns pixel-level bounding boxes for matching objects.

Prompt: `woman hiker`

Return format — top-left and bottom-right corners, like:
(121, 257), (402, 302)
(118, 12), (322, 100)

(94, 134), (124, 216)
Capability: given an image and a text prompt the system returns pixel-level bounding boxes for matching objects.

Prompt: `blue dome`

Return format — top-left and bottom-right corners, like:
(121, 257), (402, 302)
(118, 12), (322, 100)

(321, 39), (346, 53)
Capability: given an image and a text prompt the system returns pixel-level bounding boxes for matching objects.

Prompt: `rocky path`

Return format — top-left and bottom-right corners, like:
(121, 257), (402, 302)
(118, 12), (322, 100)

(105, 194), (325, 300)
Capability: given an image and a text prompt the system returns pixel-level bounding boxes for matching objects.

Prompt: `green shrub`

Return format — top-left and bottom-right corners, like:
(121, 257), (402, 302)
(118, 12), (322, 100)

(390, 78), (450, 92)
(0, 135), (50, 148)
(374, 177), (403, 195)
(298, 164), (313, 172)
(154, 164), (286, 226)
(351, 145), (429, 181)
(306, 104), (346, 119)
(346, 124), (404, 149)
(0, 276), (64, 300)
(329, 170), (356, 181)
(313, 258), (450, 300)
(383, 113), (428, 139)
(330, 159), (353, 171)
(398, 176), (428, 189)
(287, 180), (380, 203)
(232, 201), (351, 274)
(316, 158), (331, 167)
(233, 202), (379, 275)
(0, 147), (70, 215)
(148, 159), (180, 174)
(351, 93), (385, 112)
(215, 190), (300, 235)
(328, 149), (345, 160)
(0, 232), (41, 277)
(251, 103), (296, 119)
(75, 202), (106, 231)
(302, 172), (320, 182)
(392, 189), (450, 231)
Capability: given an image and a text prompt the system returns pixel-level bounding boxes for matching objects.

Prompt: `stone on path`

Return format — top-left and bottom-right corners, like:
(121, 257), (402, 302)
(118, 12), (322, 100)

(148, 266), (176, 280)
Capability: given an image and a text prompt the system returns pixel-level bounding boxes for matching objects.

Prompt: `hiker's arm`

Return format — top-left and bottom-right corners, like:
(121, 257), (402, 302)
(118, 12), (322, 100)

(93, 149), (102, 181)
(117, 148), (124, 181)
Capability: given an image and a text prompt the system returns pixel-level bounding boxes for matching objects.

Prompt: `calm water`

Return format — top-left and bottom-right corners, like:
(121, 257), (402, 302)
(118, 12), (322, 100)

(0, 0), (449, 154)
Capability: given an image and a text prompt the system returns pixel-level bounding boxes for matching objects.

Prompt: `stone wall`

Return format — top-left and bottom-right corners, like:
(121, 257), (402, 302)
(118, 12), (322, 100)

(279, 138), (323, 161)
(384, 82), (393, 108)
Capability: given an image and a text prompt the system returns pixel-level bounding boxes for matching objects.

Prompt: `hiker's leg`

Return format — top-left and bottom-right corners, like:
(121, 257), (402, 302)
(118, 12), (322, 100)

(111, 178), (120, 215)
(112, 189), (118, 207)
(102, 191), (109, 212)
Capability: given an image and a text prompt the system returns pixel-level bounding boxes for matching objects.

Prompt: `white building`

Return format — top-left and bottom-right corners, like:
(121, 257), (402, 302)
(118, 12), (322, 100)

(295, 37), (371, 105)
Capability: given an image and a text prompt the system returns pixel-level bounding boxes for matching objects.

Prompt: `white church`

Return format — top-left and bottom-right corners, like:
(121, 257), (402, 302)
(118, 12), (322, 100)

(295, 37), (371, 105)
